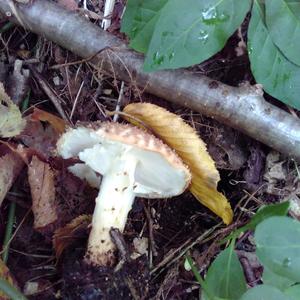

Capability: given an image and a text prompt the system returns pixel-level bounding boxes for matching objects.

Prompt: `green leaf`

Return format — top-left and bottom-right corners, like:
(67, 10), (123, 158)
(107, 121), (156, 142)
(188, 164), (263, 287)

(248, 1), (300, 110)
(202, 239), (247, 300)
(262, 266), (295, 291)
(121, 0), (168, 53)
(143, 0), (251, 71)
(223, 201), (289, 243)
(0, 278), (28, 300)
(255, 216), (300, 282)
(240, 285), (292, 300)
(284, 284), (300, 300)
(266, 0), (300, 66)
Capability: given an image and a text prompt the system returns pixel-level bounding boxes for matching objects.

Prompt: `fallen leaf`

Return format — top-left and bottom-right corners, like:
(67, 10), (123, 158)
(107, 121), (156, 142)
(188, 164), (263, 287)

(0, 148), (24, 206)
(18, 117), (59, 158)
(53, 214), (91, 259)
(28, 156), (58, 231)
(123, 103), (233, 224)
(31, 108), (66, 134)
(0, 258), (20, 299)
(0, 82), (25, 137)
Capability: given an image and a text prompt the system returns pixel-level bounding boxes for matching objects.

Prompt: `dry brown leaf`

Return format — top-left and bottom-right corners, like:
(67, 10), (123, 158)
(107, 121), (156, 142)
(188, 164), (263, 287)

(0, 258), (20, 299)
(31, 108), (66, 134)
(0, 82), (25, 137)
(123, 103), (233, 224)
(18, 117), (59, 159)
(53, 214), (91, 259)
(0, 150), (24, 206)
(28, 156), (58, 230)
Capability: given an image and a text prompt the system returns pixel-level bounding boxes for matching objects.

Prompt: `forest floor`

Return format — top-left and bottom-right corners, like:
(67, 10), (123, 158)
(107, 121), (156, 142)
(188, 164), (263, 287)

(0, 1), (299, 299)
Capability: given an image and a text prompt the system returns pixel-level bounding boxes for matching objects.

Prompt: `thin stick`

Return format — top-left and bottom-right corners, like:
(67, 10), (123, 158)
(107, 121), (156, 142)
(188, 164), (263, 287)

(49, 47), (113, 70)
(0, 207), (32, 256)
(29, 66), (71, 123)
(113, 81), (124, 122)
(2, 202), (16, 263)
(70, 80), (84, 120)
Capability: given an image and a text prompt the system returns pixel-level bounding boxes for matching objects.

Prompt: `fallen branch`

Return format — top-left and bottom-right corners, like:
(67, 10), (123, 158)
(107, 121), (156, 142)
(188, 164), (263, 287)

(1, 0), (300, 160)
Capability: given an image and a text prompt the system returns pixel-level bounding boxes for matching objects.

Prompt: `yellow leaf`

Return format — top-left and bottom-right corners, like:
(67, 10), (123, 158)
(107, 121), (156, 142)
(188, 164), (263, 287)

(53, 215), (92, 259)
(123, 103), (233, 224)
(0, 82), (25, 137)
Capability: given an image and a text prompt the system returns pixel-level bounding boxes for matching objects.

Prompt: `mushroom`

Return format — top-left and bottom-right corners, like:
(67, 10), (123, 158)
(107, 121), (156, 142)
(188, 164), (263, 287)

(57, 122), (191, 266)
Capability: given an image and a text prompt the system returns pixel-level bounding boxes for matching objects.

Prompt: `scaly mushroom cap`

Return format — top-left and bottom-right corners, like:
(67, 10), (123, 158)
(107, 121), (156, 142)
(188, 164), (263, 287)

(57, 122), (191, 197)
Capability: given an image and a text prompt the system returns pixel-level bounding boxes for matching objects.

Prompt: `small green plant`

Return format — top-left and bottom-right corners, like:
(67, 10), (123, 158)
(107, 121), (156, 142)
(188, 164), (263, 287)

(121, 0), (300, 110)
(185, 202), (300, 300)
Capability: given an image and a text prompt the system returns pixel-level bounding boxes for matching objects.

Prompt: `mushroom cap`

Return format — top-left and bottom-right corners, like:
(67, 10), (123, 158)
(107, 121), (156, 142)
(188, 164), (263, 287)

(57, 122), (191, 198)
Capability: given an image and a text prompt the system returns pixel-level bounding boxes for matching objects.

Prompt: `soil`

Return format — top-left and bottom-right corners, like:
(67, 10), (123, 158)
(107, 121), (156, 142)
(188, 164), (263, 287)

(0, 1), (299, 300)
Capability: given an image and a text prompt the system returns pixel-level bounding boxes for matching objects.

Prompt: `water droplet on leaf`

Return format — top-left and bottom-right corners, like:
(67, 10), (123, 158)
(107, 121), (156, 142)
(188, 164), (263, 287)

(282, 257), (291, 267)
(168, 52), (175, 61)
(198, 30), (209, 42)
(219, 13), (229, 22)
(202, 7), (229, 25)
(153, 51), (165, 66)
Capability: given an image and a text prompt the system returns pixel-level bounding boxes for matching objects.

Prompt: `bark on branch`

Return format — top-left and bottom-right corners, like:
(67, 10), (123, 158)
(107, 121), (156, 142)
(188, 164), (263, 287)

(1, 0), (300, 160)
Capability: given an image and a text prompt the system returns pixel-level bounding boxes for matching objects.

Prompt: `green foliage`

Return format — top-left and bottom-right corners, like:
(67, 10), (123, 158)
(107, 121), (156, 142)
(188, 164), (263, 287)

(265, 0), (300, 66)
(121, 0), (168, 53)
(121, 0), (300, 109)
(262, 266), (295, 291)
(0, 278), (28, 300)
(222, 201), (289, 243)
(122, 0), (251, 71)
(255, 216), (300, 283)
(185, 202), (300, 299)
(248, 1), (300, 110)
(285, 285), (300, 300)
(202, 239), (247, 300)
(239, 285), (292, 300)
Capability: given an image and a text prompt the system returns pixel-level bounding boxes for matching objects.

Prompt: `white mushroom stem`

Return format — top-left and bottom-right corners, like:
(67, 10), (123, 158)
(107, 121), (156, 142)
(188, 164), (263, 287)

(85, 156), (137, 266)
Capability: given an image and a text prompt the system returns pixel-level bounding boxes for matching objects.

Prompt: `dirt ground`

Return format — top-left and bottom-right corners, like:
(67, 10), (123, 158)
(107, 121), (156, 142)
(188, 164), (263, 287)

(0, 1), (299, 299)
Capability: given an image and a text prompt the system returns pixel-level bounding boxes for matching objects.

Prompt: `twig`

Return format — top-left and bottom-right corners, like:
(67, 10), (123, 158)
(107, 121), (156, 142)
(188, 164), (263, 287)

(0, 207), (32, 256)
(143, 204), (158, 261)
(113, 81), (124, 122)
(49, 47), (113, 70)
(110, 229), (128, 258)
(70, 80), (84, 120)
(150, 224), (219, 275)
(2, 202), (16, 263)
(110, 227), (130, 264)
(29, 66), (71, 123)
